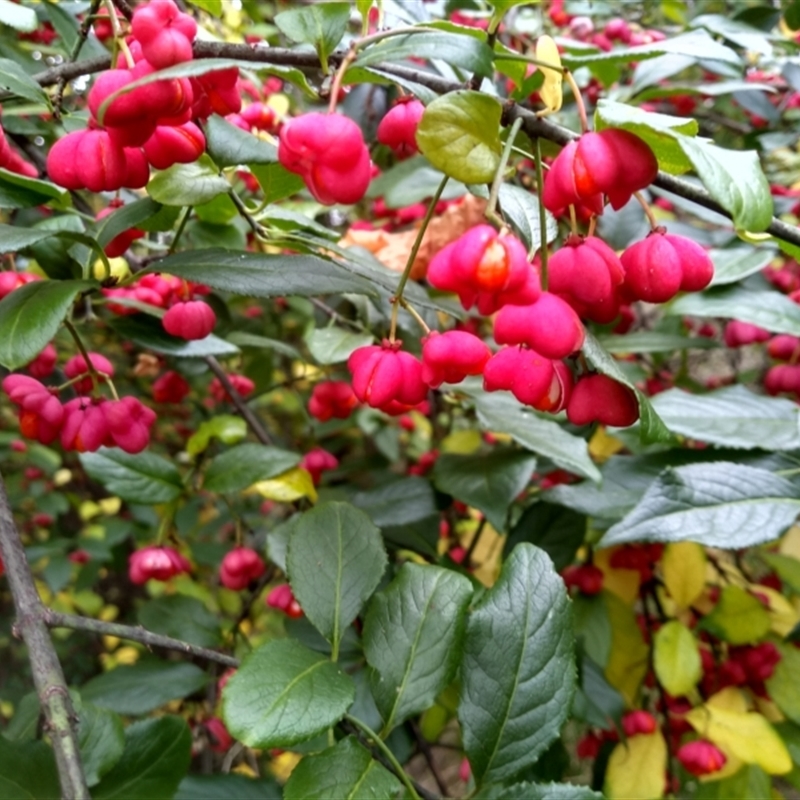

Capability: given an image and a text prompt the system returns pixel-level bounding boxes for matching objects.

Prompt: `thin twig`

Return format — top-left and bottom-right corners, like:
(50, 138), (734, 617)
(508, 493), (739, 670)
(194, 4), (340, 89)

(45, 610), (240, 668)
(0, 471), (90, 800)
(205, 356), (273, 445)
(109, 0), (133, 21)
(409, 721), (450, 797)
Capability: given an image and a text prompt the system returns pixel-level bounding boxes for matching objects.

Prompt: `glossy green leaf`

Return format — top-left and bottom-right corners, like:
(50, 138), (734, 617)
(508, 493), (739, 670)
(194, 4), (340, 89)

(0, 279), (95, 369)
(599, 463), (800, 549)
(0, 167), (69, 210)
(187, 0), (223, 15)
(363, 564), (473, 732)
(0, 223), (61, 254)
(470, 389), (601, 482)
(81, 662), (208, 715)
(582, 332), (673, 445)
(460, 543), (576, 784)
(185, 416), (247, 456)
(287, 502), (387, 652)
(368, 156), (465, 209)
(95, 198), (164, 249)
(669, 285), (800, 336)
(505, 503), (586, 571)
(0, 0), (36, 31)
(653, 621), (702, 696)
(306, 327), (374, 365)
(357, 31), (494, 76)
(432, 450), (536, 531)
(175, 774), (282, 800)
(0, 738), (59, 799)
(79, 448), (184, 505)
(137, 595), (221, 648)
(78, 703), (125, 787)
(92, 716), (192, 800)
(648, 385), (800, 450)
(222, 638), (354, 748)
(250, 162), (306, 204)
(597, 331), (716, 353)
(108, 314), (240, 358)
(147, 156), (230, 206)
(416, 91), (503, 184)
(0, 58), (48, 105)
(3, 692), (40, 741)
(205, 443), (301, 494)
(572, 595), (612, 670)
(205, 114), (277, 168)
(148, 248), (377, 298)
(709, 246), (777, 286)
(274, 3), (350, 70)
(699, 585), (771, 644)
(476, 782), (602, 800)
(497, 184), (559, 256)
(284, 736), (400, 800)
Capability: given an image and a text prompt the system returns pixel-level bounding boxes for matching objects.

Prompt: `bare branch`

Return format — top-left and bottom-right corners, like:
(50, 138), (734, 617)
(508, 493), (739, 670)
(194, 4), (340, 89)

(0, 471), (90, 800)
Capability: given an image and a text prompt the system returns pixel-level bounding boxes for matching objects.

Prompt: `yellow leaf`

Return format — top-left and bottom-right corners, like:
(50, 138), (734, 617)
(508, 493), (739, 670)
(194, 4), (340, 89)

(604, 591), (649, 706)
(441, 428), (482, 454)
(754, 585), (800, 636)
(265, 93), (290, 118)
(250, 467), (318, 503)
(79, 501), (102, 521)
(653, 620), (701, 697)
(604, 732), (667, 800)
(53, 468), (72, 487)
(535, 35), (563, 114)
(779, 525), (800, 560)
(589, 426), (625, 461)
(270, 751), (302, 782)
(98, 497), (122, 516)
(686, 697), (792, 775)
(661, 542), (706, 609)
(707, 686), (749, 714)
(595, 547), (641, 604)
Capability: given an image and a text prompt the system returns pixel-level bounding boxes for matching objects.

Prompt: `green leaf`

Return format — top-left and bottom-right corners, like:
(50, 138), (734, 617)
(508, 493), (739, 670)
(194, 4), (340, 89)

(699, 584), (771, 644)
(0, 738), (59, 800)
(3, 692), (40, 741)
(761, 553), (800, 594)
(227, 331), (302, 359)
(0, 279), (95, 369)
(505, 503), (586, 571)
(79, 448), (184, 505)
(96, 198), (164, 250)
(176, 774), (282, 800)
(459, 543), (576, 784)
(581, 331), (673, 445)
(0, 0), (36, 31)
(283, 736), (400, 800)
(497, 184), (559, 256)
(222, 638), (355, 748)
(363, 564), (472, 733)
(0, 58), (48, 105)
(78, 703), (125, 787)
(205, 114), (277, 168)
(187, 0), (223, 16)
(416, 91), (503, 184)
(470, 389), (601, 482)
(250, 162), (306, 204)
(597, 331), (717, 354)
(147, 155), (230, 207)
(599, 463), (800, 549)
(107, 314), (240, 358)
(669, 285), (800, 336)
(137, 595), (221, 648)
(648, 385), (800, 450)
(766, 644), (800, 724)
(476, 782), (602, 800)
(653, 621), (702, 696)
(0, 222), (61, 254)
(0, 167), (69, 210)
(185, 416), (247, 456)
(287, 502), (387, 652)
(573, 595), (612, 669)
(368, 156), (466, 209)
(306, 327), (374, 365)
(432, 450), (536, 532)
(204, 443), (301, 494)
(709, 246), (777, 286)
(358, 30), (494, 76)
(275, 3), (350, 70)
(81, 662), (208, 716)
(92, 716), (191, 800)
(148, 248), (378, 299)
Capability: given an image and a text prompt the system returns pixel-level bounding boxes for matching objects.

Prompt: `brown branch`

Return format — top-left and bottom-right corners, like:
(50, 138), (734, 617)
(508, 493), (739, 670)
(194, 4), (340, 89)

(204, 356), (273, 445)
(44, 610), (240, 668)
(3, 41), (797, 249)
(110, 0), (133, 22)
(0, 471), (90, 800)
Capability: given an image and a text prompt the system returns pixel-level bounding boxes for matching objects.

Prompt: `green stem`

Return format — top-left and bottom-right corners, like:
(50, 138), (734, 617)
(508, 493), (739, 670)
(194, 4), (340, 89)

(344, 715), (421, 800)
(389, 175), (448, 341)
(485, 116), (523, 227)
(534, 137), (549, 290)
(169, 207), (191, 254)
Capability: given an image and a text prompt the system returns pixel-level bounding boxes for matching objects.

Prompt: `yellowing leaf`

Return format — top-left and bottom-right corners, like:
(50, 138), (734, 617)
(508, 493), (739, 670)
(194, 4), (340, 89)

(604, 591), (649, 706)
(251, 467), (318, 503)
(653, 620), (701, 697)
(604, 731), (667, 800)
(661, 541), (706, 609)
(780, 525), (800, 560)
(269, 751), (302, 782)
(588, 426), (625, 461)
(53, 468), (72, 487)
(98, 497), (122, 516)
(753, 585), (800, 636)
(535, 35), (563, 114)
(700, 584), (771, 644)
(441, 428), (483, 455)
(707, 686), (749, 714)
(595, 547), (640, 604)
(686, 699), (792, 775)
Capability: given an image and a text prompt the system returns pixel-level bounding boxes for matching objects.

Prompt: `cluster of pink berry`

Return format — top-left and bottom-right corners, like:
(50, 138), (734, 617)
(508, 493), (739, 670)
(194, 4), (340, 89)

(129, 544), (190, 584)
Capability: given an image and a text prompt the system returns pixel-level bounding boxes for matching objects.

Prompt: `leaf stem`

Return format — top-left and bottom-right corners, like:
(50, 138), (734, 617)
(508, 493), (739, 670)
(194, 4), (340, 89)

(485, 116), (523, 229)
(389, 174), (448, 342)
(344, 714), (421, 800)
(534, 137), (549, 291)
(169, 206), (192, 254)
